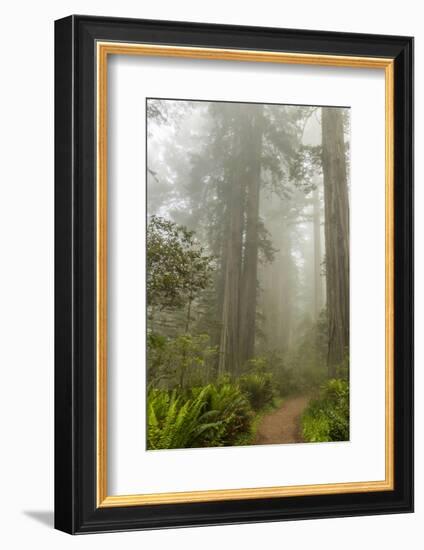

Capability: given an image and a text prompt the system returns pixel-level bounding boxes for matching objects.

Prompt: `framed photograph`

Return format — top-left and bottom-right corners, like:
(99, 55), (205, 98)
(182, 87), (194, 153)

(54, 15), (413, 534)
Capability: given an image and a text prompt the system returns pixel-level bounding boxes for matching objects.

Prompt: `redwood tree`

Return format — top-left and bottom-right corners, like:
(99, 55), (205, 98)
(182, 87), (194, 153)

(321, 107), (349, 376)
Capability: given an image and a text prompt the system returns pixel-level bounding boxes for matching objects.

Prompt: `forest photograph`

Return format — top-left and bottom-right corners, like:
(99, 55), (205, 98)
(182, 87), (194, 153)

(146, 98), (350, 450)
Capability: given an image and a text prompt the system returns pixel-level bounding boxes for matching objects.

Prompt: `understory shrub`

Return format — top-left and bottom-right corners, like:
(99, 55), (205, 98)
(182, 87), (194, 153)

(302, 379), (349, 442)
(248, 349), (328, 398)
(147, 332), (217, 389)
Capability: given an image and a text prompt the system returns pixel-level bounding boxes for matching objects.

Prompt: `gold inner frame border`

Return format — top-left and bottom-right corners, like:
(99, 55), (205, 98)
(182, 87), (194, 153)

(96, 41), (394, 508)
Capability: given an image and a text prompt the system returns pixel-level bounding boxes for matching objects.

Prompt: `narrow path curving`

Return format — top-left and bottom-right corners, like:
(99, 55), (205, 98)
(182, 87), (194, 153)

(253, 396), (309, 445)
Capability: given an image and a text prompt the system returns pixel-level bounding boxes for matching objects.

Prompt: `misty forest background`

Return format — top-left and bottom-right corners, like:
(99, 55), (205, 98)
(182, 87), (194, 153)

(146, 99), (350, 450)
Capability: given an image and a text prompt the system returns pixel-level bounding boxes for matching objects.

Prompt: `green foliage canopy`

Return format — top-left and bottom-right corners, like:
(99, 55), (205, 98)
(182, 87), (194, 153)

(147, 332), (217, 389)
(147, 215), (214, 312)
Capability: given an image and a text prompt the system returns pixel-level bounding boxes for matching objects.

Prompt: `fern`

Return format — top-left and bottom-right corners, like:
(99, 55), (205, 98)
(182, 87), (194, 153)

(239, 372), (275, 410)
(147, 382), (252, 449)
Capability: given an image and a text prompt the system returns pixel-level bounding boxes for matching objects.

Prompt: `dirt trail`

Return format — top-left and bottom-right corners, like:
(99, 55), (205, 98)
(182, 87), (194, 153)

(253, 396), (309, 445)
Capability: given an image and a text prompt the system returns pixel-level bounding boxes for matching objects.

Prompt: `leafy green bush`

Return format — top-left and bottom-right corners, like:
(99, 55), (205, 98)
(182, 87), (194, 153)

(147, 215), (214, 311)
(246, 348), (328, 398)
(302, 379), (349, 443)
(273, 362), (328, 397)
(147, 332), (217, 389)
(147, 381), (252, 450)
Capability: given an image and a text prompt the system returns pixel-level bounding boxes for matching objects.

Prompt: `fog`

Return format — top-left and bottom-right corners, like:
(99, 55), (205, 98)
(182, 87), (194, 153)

(146, 98), (350, 448)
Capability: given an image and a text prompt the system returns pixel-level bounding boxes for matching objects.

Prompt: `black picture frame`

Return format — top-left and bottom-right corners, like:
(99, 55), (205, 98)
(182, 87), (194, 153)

(55, 14), (413, 534)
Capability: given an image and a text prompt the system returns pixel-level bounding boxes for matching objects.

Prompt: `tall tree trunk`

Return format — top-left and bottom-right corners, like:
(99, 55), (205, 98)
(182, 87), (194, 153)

(279, 217), (293, 351)
(218, 181), (244, 375)
(218, 261), (230, 376)
(259, 202), (292, 353)
(313, 184), (323, 320)
(321, 107), (349, 377)
(218, 107), (246, 375)
(239, 105), (264, 366)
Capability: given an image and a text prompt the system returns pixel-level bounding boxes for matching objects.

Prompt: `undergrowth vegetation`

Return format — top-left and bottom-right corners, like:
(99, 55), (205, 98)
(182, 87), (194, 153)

(147, 378), (268, 449)
(146, 316), (350, 449)
(239, 371), (275, 411)
(301, 378), (350, 443)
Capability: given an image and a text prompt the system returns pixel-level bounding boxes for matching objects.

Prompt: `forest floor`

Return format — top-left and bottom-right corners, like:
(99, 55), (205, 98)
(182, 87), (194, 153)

(253, 395), (309, 445)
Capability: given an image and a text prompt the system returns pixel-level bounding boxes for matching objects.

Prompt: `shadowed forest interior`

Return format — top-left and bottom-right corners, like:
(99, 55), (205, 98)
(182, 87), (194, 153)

(146, 98), (350, 450)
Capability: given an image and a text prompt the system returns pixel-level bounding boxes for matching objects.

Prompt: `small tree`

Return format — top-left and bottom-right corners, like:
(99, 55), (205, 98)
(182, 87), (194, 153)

(147, 333), (217, 389)
(147, 215), (214, 330)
